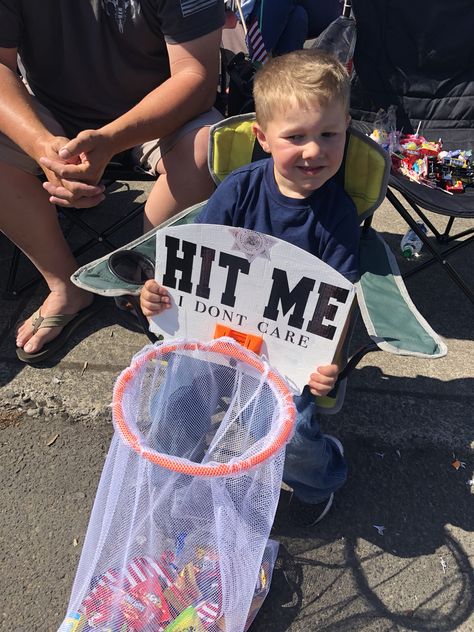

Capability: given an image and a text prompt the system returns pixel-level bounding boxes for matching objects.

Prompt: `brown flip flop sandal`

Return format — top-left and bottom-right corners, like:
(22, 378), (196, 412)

(16, 297), (104, 364)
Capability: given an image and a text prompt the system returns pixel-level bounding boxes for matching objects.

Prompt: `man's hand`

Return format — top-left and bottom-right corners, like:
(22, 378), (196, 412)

(308, 364), (340, 397)
(140, 279), (172, 318)
(38, 135), (106, 208)
(39, 129), (111, 207)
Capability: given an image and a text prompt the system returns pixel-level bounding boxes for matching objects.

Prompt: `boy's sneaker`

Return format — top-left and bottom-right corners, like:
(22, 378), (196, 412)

(291, 492), (335, 527)
(289, 434), (344, 528)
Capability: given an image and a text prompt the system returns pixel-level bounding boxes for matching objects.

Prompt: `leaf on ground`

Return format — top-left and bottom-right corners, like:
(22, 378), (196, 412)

(46, 433), (59, 446)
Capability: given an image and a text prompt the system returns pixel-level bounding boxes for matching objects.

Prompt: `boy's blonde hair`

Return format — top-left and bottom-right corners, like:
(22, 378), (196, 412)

(253, 49), (350, 128)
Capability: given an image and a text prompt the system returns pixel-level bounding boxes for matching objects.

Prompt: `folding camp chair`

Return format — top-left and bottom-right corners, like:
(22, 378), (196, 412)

(72, 113), (446, 413)
(349, 0), (474, 305)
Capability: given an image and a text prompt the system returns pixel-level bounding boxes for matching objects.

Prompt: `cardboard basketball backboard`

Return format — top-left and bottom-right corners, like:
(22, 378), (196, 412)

(150, 224), (356, 394)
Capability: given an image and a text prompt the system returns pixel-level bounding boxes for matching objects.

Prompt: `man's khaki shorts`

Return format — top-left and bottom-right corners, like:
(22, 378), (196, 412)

(0, 96), (223, 176)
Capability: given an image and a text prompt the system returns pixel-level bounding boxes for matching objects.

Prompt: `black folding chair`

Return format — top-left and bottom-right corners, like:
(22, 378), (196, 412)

(349, 0), (474, 305)
(2, 155), (155, 299)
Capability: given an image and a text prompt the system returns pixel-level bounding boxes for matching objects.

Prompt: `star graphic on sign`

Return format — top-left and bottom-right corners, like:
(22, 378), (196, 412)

(229, 228), (278, 263)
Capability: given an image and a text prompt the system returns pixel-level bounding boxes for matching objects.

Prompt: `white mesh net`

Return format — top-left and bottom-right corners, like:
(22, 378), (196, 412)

(59, 338), (295, 632)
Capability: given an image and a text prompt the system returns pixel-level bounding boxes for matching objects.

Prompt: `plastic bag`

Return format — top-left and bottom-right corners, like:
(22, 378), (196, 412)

(370, 106), (401, 154)
(311, 0), (356, 73)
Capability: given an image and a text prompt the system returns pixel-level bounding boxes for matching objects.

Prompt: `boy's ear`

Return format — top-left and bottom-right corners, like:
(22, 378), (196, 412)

(252, 122), (271, 154)
(346, 114), (352, 128)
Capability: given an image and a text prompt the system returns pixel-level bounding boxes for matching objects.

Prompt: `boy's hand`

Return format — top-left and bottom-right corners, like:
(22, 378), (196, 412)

(140, 279), (171, 318)
(308, 363), (339, 397)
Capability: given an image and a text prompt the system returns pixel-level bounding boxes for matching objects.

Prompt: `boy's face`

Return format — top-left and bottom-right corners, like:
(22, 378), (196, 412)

(254, 98), (350, 198)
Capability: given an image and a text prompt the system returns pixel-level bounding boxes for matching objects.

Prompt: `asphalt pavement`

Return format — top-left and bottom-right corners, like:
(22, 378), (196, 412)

(0, 181), (473, 632)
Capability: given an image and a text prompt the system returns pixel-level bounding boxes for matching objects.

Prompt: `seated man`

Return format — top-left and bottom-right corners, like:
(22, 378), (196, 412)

(0, 0), (224, 363)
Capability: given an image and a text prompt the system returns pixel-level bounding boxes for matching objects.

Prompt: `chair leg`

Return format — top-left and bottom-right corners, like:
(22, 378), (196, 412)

(3, 246), (20, 299)
(338, 342), (380, 380)
(404, 197), (474, 244)
(59, 207), (119, 251)
(386, 189), (474, 304)
(102, 202), (145, 240)
(3, 246), (28, 299)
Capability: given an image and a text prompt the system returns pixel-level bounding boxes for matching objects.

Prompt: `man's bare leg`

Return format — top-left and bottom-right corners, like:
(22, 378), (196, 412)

(0, 162), (93, 354)
(143, 125), (215, 231)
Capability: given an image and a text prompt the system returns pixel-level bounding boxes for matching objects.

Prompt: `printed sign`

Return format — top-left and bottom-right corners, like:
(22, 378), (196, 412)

(151, 225), (355, 394)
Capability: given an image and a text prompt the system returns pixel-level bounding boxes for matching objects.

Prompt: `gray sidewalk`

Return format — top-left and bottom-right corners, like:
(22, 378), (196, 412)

(0, 182), (473, 631)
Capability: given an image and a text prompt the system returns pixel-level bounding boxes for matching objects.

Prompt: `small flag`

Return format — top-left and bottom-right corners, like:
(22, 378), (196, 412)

(246, 17), (268, 65)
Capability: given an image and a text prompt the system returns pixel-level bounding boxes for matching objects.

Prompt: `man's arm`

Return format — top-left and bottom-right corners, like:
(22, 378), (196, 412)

(102, 28), (222, 150)
(0, 47), (58, 161)
(41, 29), (222, 189)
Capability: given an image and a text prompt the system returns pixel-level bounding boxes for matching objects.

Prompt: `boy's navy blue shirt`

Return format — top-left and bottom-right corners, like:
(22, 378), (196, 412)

(196, 158), (360, 282)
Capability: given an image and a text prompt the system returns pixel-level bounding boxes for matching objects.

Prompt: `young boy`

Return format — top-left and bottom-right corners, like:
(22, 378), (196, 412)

(140, 49), (359, 527)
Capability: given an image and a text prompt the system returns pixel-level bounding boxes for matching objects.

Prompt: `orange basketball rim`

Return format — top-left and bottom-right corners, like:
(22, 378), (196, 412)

(112, 338), (297, 478)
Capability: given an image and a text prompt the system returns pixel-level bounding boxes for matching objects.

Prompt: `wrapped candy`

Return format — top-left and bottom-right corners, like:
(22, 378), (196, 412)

(57, 612), (87, 632)
(119, 576), (171, 631)
(163, 606), (207, 632)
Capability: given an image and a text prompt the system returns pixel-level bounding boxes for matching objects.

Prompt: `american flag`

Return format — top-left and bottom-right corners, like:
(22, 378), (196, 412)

(245, 17), (268, 64)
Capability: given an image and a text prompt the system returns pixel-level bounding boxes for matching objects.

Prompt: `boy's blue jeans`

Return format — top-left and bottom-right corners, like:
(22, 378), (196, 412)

(153, 359), (347, 505)
(283, 387), (347, 504)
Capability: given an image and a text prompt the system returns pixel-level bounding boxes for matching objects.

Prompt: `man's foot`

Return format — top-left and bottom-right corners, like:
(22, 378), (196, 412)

(16, 287), (94, 355)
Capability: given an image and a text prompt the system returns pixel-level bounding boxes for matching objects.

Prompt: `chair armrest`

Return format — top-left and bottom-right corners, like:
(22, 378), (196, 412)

(314, 225), (447, 416)
(356, 226), (447, 358)
(71, 202), (206, 296)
